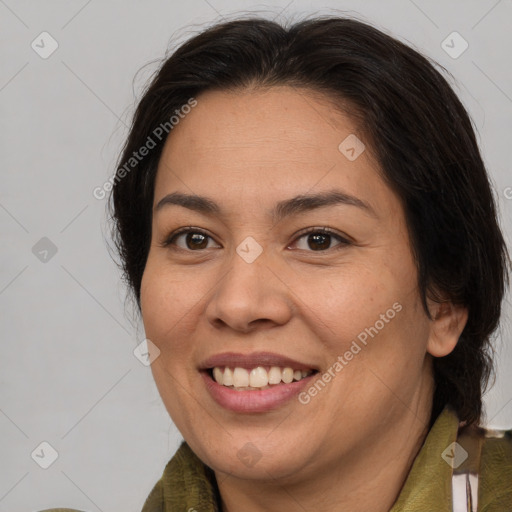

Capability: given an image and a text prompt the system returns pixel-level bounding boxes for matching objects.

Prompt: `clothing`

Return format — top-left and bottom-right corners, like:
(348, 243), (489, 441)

(38, 405), (512, 512)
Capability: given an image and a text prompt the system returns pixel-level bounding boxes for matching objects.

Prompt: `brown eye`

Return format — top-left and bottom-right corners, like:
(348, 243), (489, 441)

(292, 228), (350, 252)
(162, 229), (221, 251)
(306, 233), (332, 251)
(184, 232), (209, 250)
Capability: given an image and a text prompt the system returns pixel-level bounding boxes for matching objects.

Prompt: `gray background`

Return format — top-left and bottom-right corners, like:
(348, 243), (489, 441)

(1, 1), (511, 510)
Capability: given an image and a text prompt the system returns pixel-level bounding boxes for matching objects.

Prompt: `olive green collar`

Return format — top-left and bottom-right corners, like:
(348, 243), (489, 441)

(389, 406), (459, 511)
(142, 406), (460, 512)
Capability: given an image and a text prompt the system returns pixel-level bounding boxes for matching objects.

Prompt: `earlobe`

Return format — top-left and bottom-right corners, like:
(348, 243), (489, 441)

(426, 301), (469, 357)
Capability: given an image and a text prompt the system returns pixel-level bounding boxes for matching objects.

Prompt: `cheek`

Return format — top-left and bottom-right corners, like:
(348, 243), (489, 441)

(140, 260), (201, 357)
(303, 259), (428, 366)
(140, 262), (202, 423)
(294, 264), (399, 348)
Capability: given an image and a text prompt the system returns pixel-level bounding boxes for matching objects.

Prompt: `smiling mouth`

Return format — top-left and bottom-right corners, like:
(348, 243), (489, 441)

(208, 366), (318, 390)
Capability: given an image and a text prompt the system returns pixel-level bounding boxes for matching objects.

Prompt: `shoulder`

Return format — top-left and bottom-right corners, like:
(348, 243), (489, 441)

(478, 427), (512, 510)
(456, 424), (512, 511)
(479, 425), (512, 472)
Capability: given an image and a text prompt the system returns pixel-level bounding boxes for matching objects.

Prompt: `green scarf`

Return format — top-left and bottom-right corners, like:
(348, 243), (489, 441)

(141, 406), (512, 512)
(40, 406), (511, 511)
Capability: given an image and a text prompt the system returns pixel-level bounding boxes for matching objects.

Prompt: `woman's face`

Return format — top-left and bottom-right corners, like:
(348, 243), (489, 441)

(140, 86), (445, 481)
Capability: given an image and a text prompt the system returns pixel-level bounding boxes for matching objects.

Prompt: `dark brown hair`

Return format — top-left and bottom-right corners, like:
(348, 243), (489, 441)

(109, 15), (509, 427)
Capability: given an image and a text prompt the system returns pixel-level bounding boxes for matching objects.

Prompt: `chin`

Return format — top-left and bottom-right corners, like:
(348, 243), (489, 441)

(188, 429), (314, 481)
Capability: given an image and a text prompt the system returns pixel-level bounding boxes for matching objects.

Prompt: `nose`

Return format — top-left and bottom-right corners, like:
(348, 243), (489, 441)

(205, 247), (293, 334)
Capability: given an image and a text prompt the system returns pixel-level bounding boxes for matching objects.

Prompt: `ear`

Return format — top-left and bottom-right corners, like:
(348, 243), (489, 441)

(426, 301), (468, 357)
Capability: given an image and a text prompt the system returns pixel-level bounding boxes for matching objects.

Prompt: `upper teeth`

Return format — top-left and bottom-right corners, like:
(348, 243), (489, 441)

(212, 366), (313, 389)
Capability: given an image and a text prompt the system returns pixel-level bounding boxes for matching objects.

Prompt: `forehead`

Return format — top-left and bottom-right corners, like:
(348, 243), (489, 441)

(154, 86), (397, 218)
(161, 86), (359, 161)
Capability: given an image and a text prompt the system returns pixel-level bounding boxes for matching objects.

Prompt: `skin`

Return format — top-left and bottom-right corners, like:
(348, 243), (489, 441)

(140, 86), (468, 512)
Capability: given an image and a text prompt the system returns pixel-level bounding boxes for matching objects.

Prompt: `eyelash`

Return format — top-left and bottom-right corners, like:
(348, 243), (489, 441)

(159, 226), (351, 252)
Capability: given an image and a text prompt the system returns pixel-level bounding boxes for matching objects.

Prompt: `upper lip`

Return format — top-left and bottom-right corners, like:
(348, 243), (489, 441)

(199, 351), (318, 371)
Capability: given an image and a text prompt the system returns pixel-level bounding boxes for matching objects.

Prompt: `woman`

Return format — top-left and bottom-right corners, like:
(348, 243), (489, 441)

(43, 15), (511, 512)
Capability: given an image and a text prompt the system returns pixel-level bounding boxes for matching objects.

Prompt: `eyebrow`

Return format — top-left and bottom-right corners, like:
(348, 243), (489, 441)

(154, 189), (376, 221)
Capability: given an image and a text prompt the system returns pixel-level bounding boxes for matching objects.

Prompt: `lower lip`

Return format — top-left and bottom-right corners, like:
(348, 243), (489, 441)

(201, 371), (316, 413)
